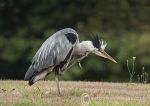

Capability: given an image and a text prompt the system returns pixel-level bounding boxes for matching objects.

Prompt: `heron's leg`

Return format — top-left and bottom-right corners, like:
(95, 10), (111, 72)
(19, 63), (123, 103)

(55, 75), (61, 95)
(77, 52), (89, 62)
(66, 52), (89, 70)
(77, 52), (89, 68)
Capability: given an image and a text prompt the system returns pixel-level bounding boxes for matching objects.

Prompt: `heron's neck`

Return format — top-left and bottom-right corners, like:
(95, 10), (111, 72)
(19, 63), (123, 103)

(74, 41), (95, 55)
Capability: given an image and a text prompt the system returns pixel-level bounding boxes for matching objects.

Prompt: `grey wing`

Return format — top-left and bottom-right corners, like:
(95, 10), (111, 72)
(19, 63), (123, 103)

(24, 28), (79, 80)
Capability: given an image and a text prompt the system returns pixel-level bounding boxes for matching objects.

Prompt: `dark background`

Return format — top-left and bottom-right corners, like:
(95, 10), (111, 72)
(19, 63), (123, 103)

(0, 0), (149, 82)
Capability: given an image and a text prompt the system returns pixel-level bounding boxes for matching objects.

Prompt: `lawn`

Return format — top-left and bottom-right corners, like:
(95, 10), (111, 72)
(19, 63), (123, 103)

(0, 80), (150, 106)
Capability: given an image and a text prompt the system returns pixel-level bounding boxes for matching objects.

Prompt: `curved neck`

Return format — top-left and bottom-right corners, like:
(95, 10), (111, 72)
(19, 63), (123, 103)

(74, 41), (95, 55)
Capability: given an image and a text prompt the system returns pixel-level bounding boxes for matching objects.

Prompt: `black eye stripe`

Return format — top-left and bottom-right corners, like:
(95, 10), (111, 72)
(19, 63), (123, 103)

(91, 36), (101, 49)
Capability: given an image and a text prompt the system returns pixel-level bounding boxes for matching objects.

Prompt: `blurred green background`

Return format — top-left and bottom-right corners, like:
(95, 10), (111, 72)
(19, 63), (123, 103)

(0, 0), (149, 82)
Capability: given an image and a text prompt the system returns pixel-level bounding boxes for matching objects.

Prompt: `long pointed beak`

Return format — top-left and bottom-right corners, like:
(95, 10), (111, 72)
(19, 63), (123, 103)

(94, 50), (117, 63)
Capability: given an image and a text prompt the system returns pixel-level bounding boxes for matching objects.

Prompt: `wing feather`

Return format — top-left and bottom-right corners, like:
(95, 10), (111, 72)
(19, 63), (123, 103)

(24, 28), (79, 80)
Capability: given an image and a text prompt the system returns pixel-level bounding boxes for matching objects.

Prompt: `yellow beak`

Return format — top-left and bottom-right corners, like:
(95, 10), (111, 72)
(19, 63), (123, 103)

(94, 50), (117, 63)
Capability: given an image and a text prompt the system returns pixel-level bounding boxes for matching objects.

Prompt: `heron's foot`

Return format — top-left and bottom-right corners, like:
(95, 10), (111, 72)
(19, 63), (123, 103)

(77, 52), (89, 62)
(44, 91), (61, 97)
(45, 91), (51, 97)
(66, 53), (89, 71)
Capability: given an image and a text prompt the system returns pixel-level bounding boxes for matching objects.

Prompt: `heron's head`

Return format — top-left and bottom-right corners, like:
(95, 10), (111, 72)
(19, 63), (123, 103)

(91, 36), (117, 63)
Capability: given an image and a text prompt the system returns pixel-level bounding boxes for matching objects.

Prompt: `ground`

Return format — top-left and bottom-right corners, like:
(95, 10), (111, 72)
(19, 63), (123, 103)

(0, 80), (150, 106)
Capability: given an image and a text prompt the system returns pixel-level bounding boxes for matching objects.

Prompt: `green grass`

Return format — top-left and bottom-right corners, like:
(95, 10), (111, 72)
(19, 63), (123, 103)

(90, 101), (143, 106)
(0, 80), (150, 106)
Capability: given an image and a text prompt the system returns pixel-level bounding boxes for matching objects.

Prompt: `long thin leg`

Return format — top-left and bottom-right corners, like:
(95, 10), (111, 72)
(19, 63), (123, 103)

(66, 52), (89, 71)
(55, 75), (60, 95)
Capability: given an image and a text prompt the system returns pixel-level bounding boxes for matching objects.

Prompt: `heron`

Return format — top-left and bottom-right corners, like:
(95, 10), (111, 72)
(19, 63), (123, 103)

(24, 28), (117, 95)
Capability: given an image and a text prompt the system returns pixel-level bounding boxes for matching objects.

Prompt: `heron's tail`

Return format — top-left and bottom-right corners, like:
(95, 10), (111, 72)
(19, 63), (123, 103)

(24, 65), (50, 86)
(24, 65), (34, 80)
(24, 65), (36, 85)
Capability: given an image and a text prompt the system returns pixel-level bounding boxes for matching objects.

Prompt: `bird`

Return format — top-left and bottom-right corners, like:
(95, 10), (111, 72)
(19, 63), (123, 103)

(24, 28), (117, 95)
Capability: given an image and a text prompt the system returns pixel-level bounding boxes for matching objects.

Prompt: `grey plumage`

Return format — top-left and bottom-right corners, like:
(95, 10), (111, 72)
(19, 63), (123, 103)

(24, 28), (79, 85)
(24, 28), (117, 94)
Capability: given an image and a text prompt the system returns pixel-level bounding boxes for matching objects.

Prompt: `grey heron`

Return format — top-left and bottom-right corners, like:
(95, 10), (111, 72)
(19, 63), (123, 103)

(24, 28), (117, 95)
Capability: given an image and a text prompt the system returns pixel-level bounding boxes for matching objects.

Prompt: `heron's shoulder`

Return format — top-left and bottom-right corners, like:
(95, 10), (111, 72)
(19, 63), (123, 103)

(55, 28), (78, 36)
(52, 28), (79, 44)
(60, 28), (77, 33)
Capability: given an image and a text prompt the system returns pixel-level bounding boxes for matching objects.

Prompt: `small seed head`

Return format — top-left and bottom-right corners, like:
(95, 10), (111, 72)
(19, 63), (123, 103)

(132, 56), (136, 60)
